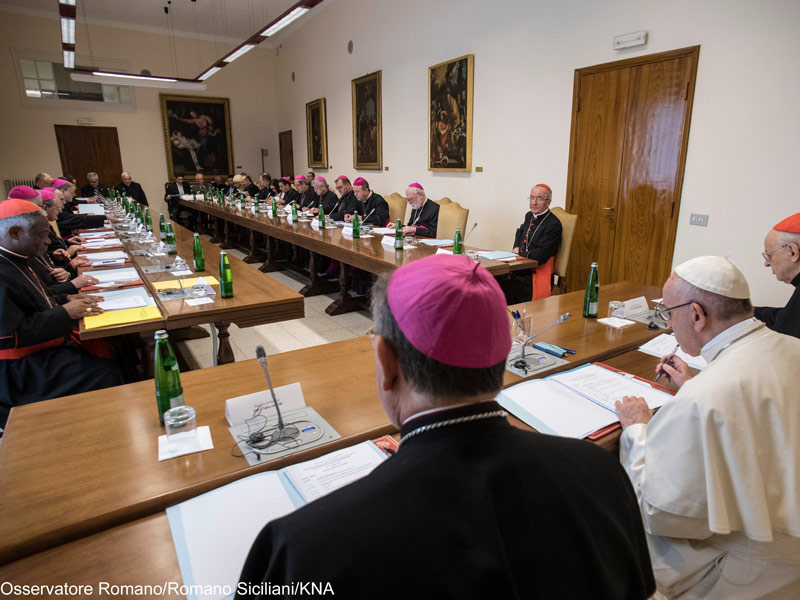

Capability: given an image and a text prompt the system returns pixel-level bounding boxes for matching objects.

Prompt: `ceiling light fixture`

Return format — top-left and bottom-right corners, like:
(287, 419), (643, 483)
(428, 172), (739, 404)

(260, 7), (309, 37)
(223, 44), (255, 63)
(198, 66), (221, 81)
(63, 50), (75, 70)
(70, 70), (207, 91)
(61, 16), (76, 44)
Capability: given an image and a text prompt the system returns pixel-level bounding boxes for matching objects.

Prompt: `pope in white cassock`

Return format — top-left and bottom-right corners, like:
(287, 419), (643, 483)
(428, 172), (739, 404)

(615, 256), (800, 599)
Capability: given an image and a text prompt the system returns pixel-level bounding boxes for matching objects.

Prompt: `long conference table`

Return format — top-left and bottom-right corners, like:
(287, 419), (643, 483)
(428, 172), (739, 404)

(0, 281), (672, 592)
(178, 196), (537, 314)
(77, 218), (305, 365)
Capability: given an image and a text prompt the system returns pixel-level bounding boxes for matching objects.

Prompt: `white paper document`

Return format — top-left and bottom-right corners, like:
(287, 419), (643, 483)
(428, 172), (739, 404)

(78, 204), (105, 215)
(185, 297), (214, 306)
(498, 363), (672, 438)
(597, 316), (636, 328)
(283, 441), (386, 503)
(89, 267), (139, 283)
(418, 239), (454, 247)
(83, 238), (122, 248)
(372, 227), (396, 235)
(83, 250), (127, 260)
(225, 381), (306, 426)
(639, 333), (707, 370)
(167, 441), (386, 600)
(97, 296), (147, 311)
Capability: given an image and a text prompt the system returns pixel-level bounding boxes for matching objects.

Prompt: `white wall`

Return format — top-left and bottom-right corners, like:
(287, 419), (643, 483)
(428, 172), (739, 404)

(0, 11), (280, 221)
(273, 0), (800, 305)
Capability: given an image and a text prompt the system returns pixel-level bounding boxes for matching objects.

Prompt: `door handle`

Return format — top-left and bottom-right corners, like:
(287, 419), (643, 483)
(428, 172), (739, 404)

(601, 207), (615, 211)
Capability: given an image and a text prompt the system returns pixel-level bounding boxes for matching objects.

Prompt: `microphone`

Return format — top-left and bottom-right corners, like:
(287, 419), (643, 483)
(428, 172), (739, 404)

(463, 222), (478, 243)
(360, 207), (376, 225)
(251, 345), (298, 447)
(516, 313), (571, 362)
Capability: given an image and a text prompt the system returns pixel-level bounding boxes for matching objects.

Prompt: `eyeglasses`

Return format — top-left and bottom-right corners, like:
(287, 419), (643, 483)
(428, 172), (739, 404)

(653, 301), (706, 322)
(761, 245), (788, 262)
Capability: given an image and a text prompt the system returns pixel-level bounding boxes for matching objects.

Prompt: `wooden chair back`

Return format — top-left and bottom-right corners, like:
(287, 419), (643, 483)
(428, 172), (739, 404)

(550, 206), (579, 294)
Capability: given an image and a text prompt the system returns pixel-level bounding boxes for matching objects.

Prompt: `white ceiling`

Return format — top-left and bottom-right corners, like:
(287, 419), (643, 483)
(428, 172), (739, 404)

(0, 0), (301, 44)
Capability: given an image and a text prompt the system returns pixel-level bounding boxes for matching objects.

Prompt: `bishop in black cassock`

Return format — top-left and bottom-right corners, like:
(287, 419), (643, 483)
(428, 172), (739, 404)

(237, 254), (655, 599)
(754, 213), (800, 339)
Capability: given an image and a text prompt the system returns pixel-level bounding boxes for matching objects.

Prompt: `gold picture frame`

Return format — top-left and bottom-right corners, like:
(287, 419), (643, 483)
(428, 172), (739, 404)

(306, 98), (329, 169)
(160, 94), (234, 180)
(428, 54), (474, 172)
(352, 71), (382, 170)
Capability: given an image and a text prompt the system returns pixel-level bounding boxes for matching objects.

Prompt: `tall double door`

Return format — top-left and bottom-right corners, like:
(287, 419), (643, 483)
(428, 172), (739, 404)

(565, 46), (699, 290)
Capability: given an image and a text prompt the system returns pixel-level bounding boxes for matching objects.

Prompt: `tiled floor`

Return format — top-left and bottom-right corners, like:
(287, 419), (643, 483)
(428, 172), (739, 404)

(175, 244), (373, 370)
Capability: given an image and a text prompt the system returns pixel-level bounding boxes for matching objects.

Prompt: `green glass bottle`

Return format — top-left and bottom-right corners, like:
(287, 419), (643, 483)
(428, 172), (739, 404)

(154, 330), (185, 425)
(159, 214), (166, 236)
(452, 227), (463, 255)
(291, 201), (298, 221)
(319, 206), (326, 228)
(202, 187), (208, 203)
(583, 262), (600, 318)
(166, 223), (177, 255)
(144, 208), (152, 232)
(192, 232), (205, 271)
(253, 196), (259, 213)
(271, 197), (277, 216)
(240, 193), (246, 210)
(394, 218), (403, 250)
(219, 250), (234, 298)
(352, 212), (360, 239)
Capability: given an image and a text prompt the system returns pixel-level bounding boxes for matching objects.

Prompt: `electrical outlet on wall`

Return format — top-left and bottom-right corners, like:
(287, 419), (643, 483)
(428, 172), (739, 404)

(689, 213), (709, 227)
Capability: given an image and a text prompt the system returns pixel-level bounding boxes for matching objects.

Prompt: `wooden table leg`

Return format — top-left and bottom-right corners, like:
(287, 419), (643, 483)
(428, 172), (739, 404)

(325, 263), (366, 315)
(209, 217), (225, 244)
(259, 236), (284, 273)
(214, 322), (235, 364)
(140, 334), (155, 379)
(219, 221), (236, 250)
(299, 252), (338, 297)
(243, 230), (267, 263)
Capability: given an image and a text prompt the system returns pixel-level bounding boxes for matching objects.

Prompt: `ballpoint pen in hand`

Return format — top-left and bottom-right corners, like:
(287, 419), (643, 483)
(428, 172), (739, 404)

(655, 343), (680, 382)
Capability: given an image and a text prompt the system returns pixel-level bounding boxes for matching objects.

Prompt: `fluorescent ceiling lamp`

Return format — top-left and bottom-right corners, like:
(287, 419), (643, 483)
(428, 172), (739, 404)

(260, 7), (309, 37)
(61, 17), (75, 44)
(59, 0), (76, 5)
(198, 66), (222, 81)
(70, 71), (207, 91)
(63, 50), (75, 70)
(223, 44), (255, 63)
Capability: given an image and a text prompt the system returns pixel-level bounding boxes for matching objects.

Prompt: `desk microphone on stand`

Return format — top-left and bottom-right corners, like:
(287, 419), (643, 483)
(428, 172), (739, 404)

(510, 313), (571, 374)
(463, 222), (478, 243)
(249, 346), (299, 448)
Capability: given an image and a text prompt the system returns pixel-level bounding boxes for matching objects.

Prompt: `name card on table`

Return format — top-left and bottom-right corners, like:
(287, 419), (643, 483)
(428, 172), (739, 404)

(225, 381), (306, 426)
(623, 296), (649, 317)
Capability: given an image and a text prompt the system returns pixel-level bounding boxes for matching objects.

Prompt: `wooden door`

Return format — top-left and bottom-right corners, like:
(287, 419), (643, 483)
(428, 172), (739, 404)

(54, 125), (123, 189)
(565, 46), (699, 290)
(279, 130), (294, 179)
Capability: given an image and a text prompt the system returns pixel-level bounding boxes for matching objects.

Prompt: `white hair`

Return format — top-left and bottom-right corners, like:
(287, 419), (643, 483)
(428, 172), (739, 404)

(778, 231), (800, 248)
(87, 172), (98, 180)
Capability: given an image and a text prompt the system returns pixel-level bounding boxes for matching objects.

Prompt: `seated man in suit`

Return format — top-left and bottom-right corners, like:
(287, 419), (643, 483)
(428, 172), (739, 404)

(331, 176), (357, 221)
(754, 212), (800, 338)
(237, 254), (656, 599)
(343, 177), (389, 226)
(79, 172), (109, 200)
(309, 177), (339, 215)
(501, 183), (563, 304)
(402, 182), (438, 237)
(115, 172), (148, 206)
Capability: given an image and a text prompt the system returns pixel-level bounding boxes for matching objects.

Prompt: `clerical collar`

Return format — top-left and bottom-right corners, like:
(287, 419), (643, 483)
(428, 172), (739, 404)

(531, 209), (550, 220)
(700, 317), (764, 363)
(402, 400), (477, 426)
(0, 244), (27, 260)
(399, 400), (507, 446)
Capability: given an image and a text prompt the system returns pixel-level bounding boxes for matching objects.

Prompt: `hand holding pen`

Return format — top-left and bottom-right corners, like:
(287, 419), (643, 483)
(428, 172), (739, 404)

(655, 344), (692, 387)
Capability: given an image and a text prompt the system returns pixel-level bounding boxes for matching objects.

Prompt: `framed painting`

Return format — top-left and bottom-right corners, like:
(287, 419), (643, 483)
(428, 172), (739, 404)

(428, 54), (474, 172)
(306, 98), (329, 169)
(160, 94), (234, 180)
(352, 71), (382, 170)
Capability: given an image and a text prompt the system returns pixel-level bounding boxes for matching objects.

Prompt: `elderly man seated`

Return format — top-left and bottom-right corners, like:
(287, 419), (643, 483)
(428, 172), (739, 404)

(616, 255), (800, 598)
(754, 213), (800, 338)
(237, 254), (655, 598)
(402, 182), (438, 238)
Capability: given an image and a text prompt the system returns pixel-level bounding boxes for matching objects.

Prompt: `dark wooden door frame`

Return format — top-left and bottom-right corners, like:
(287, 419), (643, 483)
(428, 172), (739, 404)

(279, 130), (294, 179)
(564, 45), (700, 289)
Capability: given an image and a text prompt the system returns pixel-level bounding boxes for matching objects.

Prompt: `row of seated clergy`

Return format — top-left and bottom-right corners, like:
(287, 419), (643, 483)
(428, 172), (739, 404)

(0, 199), (123, 431)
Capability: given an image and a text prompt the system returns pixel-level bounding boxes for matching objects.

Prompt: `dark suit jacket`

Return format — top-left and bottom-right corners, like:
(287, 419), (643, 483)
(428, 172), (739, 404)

(79, 183), (109, 199)
(237, 401), (655, 599)
(512, 209), (562, 264)
(114, 182), (148, 206)
(407, 199), (439, 238)
(755, 273), (800, 339)
(330, 191), (357, 221)
(317, 191), (340, 215)
(353, 192), (390, 226)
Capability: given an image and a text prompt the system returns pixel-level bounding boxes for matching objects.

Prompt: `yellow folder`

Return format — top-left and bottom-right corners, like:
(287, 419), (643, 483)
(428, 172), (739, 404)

(83, 305), (163, 330)
(152, 276), (220, 291)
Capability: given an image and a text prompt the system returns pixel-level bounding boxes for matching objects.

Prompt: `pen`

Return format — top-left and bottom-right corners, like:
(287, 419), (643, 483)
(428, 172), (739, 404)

(655, 343), (680, 382)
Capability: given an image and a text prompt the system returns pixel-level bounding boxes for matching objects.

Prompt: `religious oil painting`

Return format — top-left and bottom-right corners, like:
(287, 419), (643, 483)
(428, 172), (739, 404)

(428, 54), (474, 172)
(160, 94), (234, 181)
(306, 98), (329, 169)
(352, 71), (382, 170)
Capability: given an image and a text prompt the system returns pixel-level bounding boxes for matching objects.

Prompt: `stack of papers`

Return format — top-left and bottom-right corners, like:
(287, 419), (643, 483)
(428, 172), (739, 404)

(153, 276), (220, 290)
(638, 334), (707, 370)
(88, 267), (140, 283)
(95, 286), (156, 311)
(83, 238), (122, 249)
(77, 204), (105, 215)
(498, 363), (672, 439)
(418, 239), (454, 247)
(476, 250), (518, 260)
(82, 251), (128, 267)
(83, 305), (162, 329)
(167, 442), (386, 600)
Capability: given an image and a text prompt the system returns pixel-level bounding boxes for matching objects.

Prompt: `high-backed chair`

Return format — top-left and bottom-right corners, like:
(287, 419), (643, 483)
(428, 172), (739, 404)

(435, 196), (452, 206)
(436, 200), (469, 240)
(385, 192), (407, 226)
(550, 206), (578, 294)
